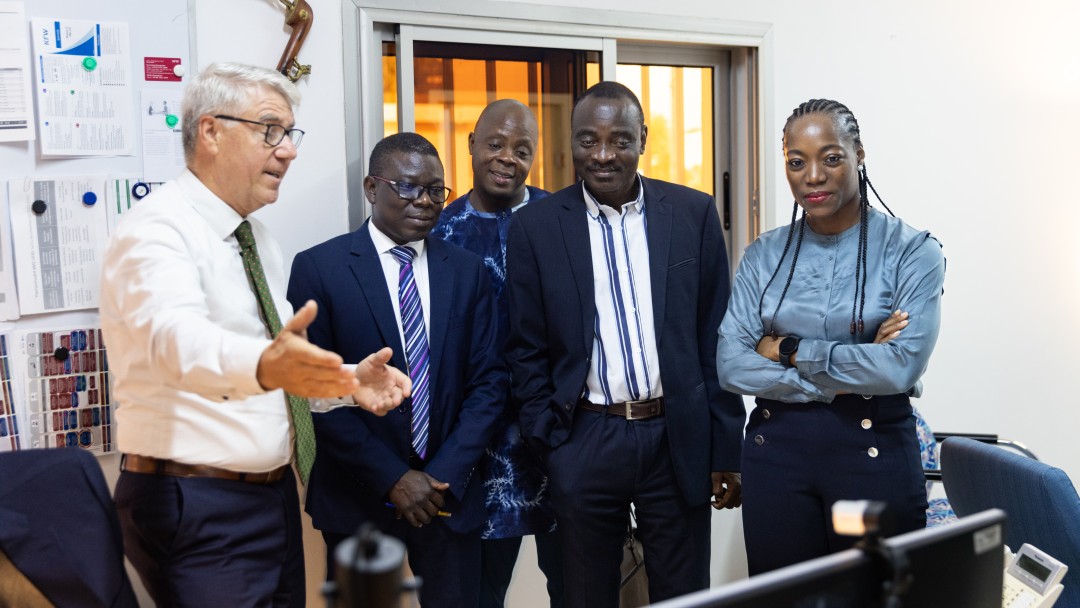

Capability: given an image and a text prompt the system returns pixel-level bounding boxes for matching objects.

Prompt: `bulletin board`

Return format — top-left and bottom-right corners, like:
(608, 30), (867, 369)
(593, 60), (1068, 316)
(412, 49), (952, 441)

(0, 0), (194, 455)
(2, 0), (194, 179)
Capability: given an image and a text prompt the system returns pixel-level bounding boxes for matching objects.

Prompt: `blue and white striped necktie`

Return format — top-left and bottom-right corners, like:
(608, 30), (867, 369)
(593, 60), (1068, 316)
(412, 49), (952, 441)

(390, 245), (430, 459)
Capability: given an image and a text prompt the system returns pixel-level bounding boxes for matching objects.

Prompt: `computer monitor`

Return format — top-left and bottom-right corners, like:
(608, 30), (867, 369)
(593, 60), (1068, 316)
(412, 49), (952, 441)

(653, 509), (1006, 608)
(886, 508), (1004, 606)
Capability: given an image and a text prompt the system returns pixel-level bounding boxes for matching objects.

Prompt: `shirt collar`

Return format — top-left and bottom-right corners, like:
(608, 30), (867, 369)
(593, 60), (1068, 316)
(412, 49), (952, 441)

(465, 188), (531, 218)
(513, 187), (531, 211)
(582, 174), (645, 218)
(177, 168), (248, 241)
(368, 221), (427, 258)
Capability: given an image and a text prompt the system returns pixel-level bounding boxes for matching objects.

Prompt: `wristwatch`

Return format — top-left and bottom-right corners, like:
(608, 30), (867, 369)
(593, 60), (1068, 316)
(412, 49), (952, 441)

(778, 336), (801, 368)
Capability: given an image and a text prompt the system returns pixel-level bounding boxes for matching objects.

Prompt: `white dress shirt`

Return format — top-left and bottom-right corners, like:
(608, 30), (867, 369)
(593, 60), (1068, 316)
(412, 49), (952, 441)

(368, 222), (432, 348)
(581, 177), (664, 404)
(99, 169), (291, 472)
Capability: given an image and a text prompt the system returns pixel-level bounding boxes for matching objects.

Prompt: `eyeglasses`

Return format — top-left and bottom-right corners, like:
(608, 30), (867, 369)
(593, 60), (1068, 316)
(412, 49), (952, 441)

(214, 115), (304, 148)
(371, 175), (452, 204)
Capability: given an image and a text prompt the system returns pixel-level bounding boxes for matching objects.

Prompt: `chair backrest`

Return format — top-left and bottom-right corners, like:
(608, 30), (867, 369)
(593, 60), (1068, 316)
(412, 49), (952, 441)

(941, 436), (1080, 607)
(0, 448), (137, 608)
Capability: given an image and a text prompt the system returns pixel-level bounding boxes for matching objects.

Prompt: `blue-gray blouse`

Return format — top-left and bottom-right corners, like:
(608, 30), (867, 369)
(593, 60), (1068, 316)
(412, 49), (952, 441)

(717, 208), (945, 403)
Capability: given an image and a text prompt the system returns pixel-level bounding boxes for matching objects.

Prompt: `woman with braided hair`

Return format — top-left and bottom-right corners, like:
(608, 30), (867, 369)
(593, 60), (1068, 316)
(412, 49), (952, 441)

(716, 99), (945, 574)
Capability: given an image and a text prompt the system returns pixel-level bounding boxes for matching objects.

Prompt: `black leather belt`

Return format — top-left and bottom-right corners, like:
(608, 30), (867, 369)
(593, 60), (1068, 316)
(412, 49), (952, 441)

(577, 397), (664, 420)
(121, 454), (287, 485)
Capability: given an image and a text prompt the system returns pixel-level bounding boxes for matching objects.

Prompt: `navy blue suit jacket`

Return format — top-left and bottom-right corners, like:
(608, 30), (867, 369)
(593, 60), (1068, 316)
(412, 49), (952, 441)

(287, 222), (506, 534)
(505, 177), (744, 504)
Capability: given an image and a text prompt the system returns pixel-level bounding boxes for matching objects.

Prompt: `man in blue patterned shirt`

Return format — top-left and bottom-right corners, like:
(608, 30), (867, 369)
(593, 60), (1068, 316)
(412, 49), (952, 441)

(431, 99), (563, 607)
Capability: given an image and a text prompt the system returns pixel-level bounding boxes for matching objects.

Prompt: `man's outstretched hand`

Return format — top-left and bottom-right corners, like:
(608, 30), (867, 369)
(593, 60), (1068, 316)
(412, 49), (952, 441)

(256, 300), (360, 398)
(351, 347), (412, 416)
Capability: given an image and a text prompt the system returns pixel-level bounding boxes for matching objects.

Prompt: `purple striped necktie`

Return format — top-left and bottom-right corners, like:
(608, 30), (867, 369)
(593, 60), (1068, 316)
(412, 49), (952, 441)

(390, 246), (430, 459)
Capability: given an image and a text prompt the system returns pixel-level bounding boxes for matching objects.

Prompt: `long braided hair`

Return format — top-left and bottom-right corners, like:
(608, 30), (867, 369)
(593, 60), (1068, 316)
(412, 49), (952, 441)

(759, 99), (895, 338)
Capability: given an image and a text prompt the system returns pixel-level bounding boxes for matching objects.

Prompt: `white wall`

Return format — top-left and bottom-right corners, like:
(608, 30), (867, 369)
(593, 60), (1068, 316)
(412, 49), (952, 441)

(187, 0), (1080, 605)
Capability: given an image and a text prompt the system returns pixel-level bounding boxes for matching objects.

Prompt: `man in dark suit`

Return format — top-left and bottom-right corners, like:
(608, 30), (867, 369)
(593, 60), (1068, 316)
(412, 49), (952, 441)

(505, 81), (745, 607)
(287, 132), (506, 607)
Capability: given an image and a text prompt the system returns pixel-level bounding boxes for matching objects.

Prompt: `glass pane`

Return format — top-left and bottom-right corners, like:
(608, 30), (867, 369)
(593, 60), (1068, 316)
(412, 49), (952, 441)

(383, 42), (595, 192)
(616, 64), (714, 195)
(382, 43), (397, 136)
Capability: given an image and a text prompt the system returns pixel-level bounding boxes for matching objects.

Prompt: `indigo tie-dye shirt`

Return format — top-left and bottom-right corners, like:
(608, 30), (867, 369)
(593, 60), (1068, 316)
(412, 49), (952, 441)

(430, 187), (557, 538)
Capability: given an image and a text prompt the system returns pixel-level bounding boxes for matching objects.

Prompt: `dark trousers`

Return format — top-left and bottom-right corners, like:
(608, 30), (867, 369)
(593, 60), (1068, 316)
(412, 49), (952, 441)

(545, 410), (711, 608)
(741, 394), (928, 575)
(479, 531), (564, 608)
(114, 467), (305, 607)
(325, 520), (481, 608)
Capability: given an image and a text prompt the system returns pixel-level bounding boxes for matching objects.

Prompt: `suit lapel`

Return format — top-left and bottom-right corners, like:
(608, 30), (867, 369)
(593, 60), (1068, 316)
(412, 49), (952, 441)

(559, 186), (595, 353)
(348, 222), (406, 369)
(643, 178), (672, 343)
(426, 239), (451, 400)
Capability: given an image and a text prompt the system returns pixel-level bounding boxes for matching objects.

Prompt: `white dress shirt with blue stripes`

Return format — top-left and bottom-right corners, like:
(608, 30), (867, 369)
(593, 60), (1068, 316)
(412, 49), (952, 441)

(581, 177), (664, 405)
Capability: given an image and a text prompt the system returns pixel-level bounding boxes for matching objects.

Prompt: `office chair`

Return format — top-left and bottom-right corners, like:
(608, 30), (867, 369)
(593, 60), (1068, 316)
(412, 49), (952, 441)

(0, 448), (138, 608)
(940, 436), (1080, 607)
(914, 407), (1037, 527)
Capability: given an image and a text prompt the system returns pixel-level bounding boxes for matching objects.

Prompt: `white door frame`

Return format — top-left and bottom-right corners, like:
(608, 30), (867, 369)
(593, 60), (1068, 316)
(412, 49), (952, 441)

(342, 0), (773, 261)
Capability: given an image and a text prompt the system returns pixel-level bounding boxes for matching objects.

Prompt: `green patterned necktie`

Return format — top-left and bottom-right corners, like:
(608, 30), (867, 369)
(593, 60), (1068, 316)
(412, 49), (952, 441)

(235, 220), (316, 485)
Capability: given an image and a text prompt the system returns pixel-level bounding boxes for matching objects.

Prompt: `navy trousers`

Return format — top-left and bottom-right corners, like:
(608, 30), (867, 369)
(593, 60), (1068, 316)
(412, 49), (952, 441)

(114, 466), (305, 607)
(741, 393), (928, 575)
(545, 409), (711, 608)
(478, 531), (564, 608)
(324, 519), (481, 608)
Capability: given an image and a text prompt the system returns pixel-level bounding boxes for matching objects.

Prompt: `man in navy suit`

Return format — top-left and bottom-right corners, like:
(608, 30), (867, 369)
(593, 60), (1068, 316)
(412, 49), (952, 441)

(505, 82), (745, 607)
(287, 132), (505, 607)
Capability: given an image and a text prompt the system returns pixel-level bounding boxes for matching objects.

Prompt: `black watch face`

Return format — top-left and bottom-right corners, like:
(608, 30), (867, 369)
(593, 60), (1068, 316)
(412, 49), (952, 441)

(780, 337), (799, 355)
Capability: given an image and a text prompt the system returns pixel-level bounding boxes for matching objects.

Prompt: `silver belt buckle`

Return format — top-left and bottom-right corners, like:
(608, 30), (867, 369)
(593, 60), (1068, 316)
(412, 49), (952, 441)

(624, 398), (648, 420)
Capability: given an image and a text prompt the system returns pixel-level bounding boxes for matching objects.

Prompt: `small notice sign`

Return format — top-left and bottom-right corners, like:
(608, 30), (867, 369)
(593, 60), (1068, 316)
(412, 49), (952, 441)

(144, 57), (183, 82)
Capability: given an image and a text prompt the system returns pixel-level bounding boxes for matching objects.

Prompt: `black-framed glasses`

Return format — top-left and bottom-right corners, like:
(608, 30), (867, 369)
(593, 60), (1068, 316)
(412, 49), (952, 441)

(214, 115), (304, 148)
(371, 175), (452, 204)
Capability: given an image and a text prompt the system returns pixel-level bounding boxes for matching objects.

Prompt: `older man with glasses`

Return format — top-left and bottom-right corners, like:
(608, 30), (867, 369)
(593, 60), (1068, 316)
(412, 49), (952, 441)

(287, 131), (506, 607)
(100, 62), (411, 607)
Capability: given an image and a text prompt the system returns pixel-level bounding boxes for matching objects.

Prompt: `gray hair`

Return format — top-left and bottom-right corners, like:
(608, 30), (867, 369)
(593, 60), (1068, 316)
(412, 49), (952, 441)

(181, 62), (301, 163)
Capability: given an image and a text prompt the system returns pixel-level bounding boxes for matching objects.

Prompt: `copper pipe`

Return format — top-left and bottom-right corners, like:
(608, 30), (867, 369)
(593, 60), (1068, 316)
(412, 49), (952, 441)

(277, 0), (313, 82)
